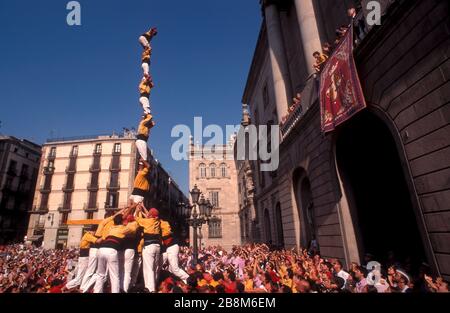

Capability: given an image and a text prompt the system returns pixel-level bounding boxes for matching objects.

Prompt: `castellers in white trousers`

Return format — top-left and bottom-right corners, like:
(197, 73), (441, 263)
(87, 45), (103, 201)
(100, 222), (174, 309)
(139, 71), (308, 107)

(162, 244), (189, 281)
(139, 96), (151, 115)
(80, 247), (98, 292)
(65, 256), (89, 289)
(135, 139), (148, 161)
(93, 247), (120, 293)
(120, 249), (136, 292)
(142, 244), (160, 292)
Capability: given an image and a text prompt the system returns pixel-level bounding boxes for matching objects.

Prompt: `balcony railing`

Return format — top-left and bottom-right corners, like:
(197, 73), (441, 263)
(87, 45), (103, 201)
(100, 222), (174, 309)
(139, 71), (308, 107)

(83, 203), (99, 212)
(58, 205), (72, 213)
(29, 205), (49, 214)
(109, 163), (121, 171)
(65, 166), (76, 174)
(43, 166), (55, 175)
(89, 164), (101, 172)
(62, 184), (74, 192)
(87, 182), (99, 191)
(39, 185), (51, 194)
(280, 75), (319, 140)
(106, 182), (120, 190)
(104, 202), (127, 212)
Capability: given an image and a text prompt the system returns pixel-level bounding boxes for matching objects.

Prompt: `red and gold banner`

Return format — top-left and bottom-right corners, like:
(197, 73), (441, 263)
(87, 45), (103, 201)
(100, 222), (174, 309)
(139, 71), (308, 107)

(320, 26), (367, 133)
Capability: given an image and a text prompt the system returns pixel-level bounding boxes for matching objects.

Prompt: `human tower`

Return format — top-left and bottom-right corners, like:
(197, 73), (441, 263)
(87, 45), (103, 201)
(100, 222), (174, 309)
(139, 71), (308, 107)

(135, 27), (158, 162)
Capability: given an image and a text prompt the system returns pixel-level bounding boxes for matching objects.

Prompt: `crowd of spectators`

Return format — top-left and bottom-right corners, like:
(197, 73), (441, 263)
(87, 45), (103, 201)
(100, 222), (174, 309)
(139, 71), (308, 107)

(0, 243), (448, 293)
(0, 244), (77, 293)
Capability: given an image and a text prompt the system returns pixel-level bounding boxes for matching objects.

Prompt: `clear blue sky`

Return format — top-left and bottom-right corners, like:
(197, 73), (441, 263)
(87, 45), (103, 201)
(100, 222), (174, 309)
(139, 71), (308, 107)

(0, 0), (262, 194)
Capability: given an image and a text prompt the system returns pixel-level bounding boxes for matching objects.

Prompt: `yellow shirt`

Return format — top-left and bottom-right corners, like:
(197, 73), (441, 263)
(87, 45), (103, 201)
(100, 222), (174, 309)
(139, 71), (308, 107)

(137, 114), (153, 138)
(160, 220), (172, 237)
(139, 79), (151, 95)
(107, 222), (138, 239)
(80, 232), (98, 249)
(209, 280), (219, 288)
(244, 279), (254, 292)
(95, 216), (114, 240)
(137, 237), (144, 253)
(142, 49), (151, 62)
(133, 168), (149, 191)
(135, 215), (160, 235)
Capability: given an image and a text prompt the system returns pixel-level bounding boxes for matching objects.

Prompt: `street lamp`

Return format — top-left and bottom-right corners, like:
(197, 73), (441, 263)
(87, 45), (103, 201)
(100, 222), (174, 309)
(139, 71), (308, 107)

(190, 184), (201, 204)
(185, 186), (212, 265)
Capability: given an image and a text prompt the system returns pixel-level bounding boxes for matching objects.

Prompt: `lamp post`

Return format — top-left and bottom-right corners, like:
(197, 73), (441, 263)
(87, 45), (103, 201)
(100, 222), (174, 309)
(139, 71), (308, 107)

(184, 185), (212, 265)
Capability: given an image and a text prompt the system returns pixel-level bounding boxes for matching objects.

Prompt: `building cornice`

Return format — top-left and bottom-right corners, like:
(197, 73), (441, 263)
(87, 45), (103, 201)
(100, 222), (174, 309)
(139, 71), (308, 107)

(242, 22), (269, 104)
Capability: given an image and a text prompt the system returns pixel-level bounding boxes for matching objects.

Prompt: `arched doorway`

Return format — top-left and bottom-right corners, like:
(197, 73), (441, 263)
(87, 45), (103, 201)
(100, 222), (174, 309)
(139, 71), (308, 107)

(264, 209), (272, 245)
(275, 203), (284, 248)
(293, 169), (316, 249)
(336, 110), (427, 270)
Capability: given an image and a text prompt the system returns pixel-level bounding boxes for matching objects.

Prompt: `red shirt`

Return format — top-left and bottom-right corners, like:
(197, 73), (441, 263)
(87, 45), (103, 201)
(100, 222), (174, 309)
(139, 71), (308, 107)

(222, 280), (237, 293)
(268, 270), (280, 283)
(48, 284), (64, 293)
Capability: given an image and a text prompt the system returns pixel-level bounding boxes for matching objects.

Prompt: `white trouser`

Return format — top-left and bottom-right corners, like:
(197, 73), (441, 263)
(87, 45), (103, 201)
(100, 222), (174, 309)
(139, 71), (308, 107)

(139, 36), (150, 49)
(94, 248), (120, 293)
(136, 139), (148, 161)
(65, 256), (89, 289)
(80, 248), (98, 292)
(142, 62), (150, 77)
(142, 244), (160, 292)
(121, 249), (136, 292)
(130, 253), (142, 289)
(139, 96), (151, 114)
(163, 244), (189, 281)
(118, 250), (125, 292)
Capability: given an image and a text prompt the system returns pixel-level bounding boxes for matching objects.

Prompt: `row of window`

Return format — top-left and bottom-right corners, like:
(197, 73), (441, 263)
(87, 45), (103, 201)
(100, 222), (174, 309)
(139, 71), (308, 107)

(47, 143), (121, 158)
(198, 163), (227, 178)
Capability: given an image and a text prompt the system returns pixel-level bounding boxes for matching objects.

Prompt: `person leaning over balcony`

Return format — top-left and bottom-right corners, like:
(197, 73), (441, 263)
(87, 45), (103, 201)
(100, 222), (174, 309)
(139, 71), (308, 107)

(136, 113), (155, 162)
(313, 51), (328, 73)
(63, 226), (98, 291)
(93, 206), (138, 293)
(129, 159), (151, 206)
(159, 218), (189, 284)
(138, 27), (158, 50)
(138, 76), (154, 115)
(135, 206), (161, 293)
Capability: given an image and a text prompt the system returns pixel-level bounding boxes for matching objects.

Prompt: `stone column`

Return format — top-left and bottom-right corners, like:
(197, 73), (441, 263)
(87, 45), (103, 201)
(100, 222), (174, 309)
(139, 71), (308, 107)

(294, 0), (322, 76)
(264, 2), (292, 124)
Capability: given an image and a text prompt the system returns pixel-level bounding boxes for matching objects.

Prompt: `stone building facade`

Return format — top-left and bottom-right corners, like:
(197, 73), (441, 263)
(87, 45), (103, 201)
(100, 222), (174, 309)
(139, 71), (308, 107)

(240, 0), (450, 280)
(188, 138), (241, 251)
(0, 136), (41, 244)
(27, 132), (187, 249)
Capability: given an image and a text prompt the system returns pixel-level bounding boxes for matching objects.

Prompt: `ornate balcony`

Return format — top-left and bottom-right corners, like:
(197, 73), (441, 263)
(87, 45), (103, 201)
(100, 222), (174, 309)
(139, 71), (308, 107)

(62, 184), (74, 192)
(83, 203), (99, 212)
(39, 185), (51, 194)
(280, 75), (319, 141)
(57, 204), (72, 213)
(43, 166), (55, 175)
(29, 205), (49, 215)
(89, 164), (101, 173)
(106, 182), (120, 190)
(87, 182), (99, 191)
(65, 166), (76, 174)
